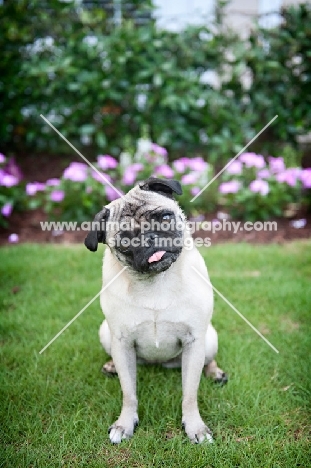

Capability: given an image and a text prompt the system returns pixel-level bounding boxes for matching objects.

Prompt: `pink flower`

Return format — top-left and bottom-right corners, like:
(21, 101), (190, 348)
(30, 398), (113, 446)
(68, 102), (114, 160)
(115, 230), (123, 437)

(226, 160), (242, 175)
(268, 156), (285, 173)
(122, 170), (136, 185)
(8, 233), (19, 243)
(0, 153), (6, 164)
(26, 184), (37, 196)
(3, 157), (23, 181)
(1, 202), (13, 217)
(257, 169), (271, 179)
(63, 162), (88, 182)
(155, 164), (174, 178)
(187, 157), (208, 172)
(91, 171), (112, 184)
(173, 159), (187, 173)
(151, 143), (168, 157)
(290, 219), (307, 229)
(122, 164), (143, 185)
(300, 168), (311, 189)
(240, 152), (265, 169)
(46, 178), (60, 186)
(276, 168), (301, 187)
(190, 187), (201, 196)
(0, 174), (19, 187)
(219, 181), (241, 194)
(181, 173), (199, 185)
(50, 190), (65, 202)
(97, 155), (118, 170)
(130, 163), (144, 171)
(105, 185), (123, 201)
(52, 229), (64, 237)
(249, 179), (269, 196)
(26, 182), (45, 196)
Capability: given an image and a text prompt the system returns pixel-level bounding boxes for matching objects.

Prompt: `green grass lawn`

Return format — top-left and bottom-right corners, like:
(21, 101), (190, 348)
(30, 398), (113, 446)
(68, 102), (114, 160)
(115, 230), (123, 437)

(1, 242), (310, 468)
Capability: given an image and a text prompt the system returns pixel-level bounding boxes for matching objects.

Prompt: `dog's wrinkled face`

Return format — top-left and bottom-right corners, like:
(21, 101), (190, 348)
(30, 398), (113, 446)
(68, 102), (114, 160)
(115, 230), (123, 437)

(113, 200), (183, 274)
(84, 178), (185, 274)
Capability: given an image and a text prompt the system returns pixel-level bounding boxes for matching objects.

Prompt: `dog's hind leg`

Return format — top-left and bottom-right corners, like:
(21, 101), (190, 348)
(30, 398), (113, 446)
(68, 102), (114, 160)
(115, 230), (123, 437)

(204, 324), (228, 385)
(99, 319), (111, 354)
(99, 320), (118, 376)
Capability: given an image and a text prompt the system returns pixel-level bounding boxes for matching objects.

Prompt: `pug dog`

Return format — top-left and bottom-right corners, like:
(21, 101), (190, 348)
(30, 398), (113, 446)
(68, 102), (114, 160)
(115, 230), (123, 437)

(84, 177), (227, 444)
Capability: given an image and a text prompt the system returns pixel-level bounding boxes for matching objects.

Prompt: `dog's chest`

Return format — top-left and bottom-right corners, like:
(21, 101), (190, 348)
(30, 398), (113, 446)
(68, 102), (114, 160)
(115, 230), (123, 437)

(132, 318), (192, 362)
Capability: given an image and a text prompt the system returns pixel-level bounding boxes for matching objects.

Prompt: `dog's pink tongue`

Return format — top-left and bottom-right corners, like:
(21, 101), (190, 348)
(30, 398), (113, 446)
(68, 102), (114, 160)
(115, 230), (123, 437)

(148, 251), (166, 263)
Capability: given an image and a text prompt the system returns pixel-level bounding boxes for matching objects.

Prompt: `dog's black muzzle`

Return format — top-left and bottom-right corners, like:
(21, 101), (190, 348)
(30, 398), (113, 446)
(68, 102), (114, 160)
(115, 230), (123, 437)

(116, 229), (183, 274)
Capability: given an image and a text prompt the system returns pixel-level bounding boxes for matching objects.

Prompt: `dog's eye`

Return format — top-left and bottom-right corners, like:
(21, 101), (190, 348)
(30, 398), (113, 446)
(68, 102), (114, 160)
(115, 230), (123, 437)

(162, 213), (172, 221)
(116, 236), (131, 254)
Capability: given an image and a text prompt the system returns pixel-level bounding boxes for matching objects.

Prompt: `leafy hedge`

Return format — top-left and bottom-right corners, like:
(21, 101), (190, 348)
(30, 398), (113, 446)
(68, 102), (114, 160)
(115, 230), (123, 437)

(247, 4), (311, 149)
(1, 1), (310, 166)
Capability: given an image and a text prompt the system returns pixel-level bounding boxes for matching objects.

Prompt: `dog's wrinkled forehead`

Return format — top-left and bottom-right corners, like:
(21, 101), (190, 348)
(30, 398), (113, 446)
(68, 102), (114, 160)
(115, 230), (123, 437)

(107, 185), (181, 225)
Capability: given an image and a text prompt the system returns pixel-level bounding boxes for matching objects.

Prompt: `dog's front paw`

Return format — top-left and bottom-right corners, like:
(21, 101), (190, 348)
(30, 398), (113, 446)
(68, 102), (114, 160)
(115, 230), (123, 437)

(182, 418), (213, 444)
(108, 416), (139, 444)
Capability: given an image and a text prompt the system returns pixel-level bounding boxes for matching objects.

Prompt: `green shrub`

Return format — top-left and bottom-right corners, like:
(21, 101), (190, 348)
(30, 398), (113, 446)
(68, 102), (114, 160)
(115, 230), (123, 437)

(0, 0), (240, 164)
(245, 3), (311, 154)
(1, 1), (310, 168)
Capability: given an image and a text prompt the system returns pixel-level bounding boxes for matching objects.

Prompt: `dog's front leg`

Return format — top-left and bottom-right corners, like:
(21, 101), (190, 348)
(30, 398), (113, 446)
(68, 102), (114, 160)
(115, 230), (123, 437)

(182, 338), (213, 444)
(108, 337), (138, 444)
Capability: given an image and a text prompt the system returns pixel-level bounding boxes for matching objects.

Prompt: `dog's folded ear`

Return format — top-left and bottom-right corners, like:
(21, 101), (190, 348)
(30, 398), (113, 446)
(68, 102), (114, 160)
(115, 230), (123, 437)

(139, 177), (182, 198)
(84, 207), (110, 252)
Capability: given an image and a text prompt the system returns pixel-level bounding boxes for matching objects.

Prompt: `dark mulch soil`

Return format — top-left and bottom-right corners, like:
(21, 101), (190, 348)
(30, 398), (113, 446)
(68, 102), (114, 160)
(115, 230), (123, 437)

(16, 152), (78, 182)
(1, 152), (310, 246)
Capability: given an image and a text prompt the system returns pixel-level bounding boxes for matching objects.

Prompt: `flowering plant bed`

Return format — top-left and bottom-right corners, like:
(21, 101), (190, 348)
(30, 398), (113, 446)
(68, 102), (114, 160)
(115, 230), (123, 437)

(22, 139), (216, 223)
(1, 141), (311, 244)
(20, 142), (311, 222)
(219, 153), (311, 221)
(0, 153), (25, 227)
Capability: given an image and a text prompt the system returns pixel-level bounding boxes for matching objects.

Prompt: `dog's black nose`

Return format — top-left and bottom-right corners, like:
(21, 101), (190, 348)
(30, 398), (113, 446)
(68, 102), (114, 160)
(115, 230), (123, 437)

(144, 232), (159, 245)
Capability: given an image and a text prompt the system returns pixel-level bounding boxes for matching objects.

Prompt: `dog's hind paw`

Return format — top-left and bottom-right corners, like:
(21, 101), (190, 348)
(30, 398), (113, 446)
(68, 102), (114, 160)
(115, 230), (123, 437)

(214, 371), (228, 385)
(101, 360), (117, 376)
(204, 360), (228, 385)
